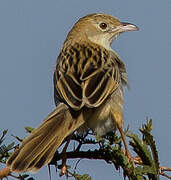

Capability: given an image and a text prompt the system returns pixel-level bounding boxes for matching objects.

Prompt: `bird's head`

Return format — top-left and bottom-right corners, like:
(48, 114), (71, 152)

(65, 13), (139, 50)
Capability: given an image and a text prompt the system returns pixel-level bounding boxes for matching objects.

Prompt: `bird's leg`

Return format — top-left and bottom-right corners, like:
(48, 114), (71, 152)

(60, 134), (73, 177)
(113, 112), (131, 159)
(117, 124), (130, 158)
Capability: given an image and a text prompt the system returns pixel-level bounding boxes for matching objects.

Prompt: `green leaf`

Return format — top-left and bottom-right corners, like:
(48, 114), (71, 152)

(0, 145), (7, 161)
(139, 120), (159, 178)
(25, 126), (34, 133)
(19, 174), (29, 178)
(0, 129), (8, 144)
(135, 165), (156, 175)
(2, 130), (8, 138)
(6, 142), (15, 151)
(0, 142), (15, 162)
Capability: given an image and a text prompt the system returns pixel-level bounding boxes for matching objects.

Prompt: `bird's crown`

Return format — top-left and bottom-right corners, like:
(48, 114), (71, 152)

(64, 13), (138, 50)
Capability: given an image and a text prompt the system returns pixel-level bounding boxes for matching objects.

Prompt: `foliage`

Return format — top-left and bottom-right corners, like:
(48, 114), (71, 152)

(0, 119), (170, 180)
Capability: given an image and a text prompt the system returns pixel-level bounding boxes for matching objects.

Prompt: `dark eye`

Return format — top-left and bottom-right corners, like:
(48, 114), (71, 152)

(99, 22), (107, 30)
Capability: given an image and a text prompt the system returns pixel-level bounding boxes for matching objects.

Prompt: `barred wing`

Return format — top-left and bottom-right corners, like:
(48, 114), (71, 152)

(54, 43), (122, 110)
(83, 67), (119, 107)
(54, 69), (83, 109)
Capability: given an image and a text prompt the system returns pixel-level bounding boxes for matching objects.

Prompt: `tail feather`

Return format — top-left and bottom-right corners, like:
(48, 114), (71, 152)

(7, 103), (84, 172)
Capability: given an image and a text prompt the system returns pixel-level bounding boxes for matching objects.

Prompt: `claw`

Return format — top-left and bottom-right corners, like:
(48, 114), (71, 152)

(59, 134), (73, 177)
(60, 165), (68, 177)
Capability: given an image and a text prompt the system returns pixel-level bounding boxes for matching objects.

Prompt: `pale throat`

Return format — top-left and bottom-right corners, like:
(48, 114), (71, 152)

(88, 34), (114, 51)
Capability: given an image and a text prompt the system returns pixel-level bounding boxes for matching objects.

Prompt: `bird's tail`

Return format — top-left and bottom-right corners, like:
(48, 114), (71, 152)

(6, 103), (84, 173)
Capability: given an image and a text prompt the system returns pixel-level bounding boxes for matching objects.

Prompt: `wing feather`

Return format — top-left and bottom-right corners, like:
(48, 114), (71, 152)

(83, 67), (119, 107)
(54, 42), (124, 109)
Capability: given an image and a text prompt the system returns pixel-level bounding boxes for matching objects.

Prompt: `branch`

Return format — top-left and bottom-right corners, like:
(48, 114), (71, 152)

(159, 166), (171, 179)
(50, 149), (111, 164)
(1, 120), (171, 180)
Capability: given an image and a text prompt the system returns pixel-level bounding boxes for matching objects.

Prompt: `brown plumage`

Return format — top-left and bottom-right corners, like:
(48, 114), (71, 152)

(7, 104), (84, 172)
(7, 13), (138, 173)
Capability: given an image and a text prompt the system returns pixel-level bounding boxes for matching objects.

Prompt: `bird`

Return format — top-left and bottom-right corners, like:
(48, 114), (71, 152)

(6, 13), (139, 173)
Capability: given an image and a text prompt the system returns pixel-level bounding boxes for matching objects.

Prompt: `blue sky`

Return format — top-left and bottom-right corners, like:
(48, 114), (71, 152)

(0, 0), (171, 179)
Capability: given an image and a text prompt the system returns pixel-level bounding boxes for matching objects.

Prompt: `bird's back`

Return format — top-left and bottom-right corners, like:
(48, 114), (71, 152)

(54, 41), (126, 111)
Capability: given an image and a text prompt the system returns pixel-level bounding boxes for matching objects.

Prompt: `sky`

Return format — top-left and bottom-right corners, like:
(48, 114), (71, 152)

(0, 0), (171, 179)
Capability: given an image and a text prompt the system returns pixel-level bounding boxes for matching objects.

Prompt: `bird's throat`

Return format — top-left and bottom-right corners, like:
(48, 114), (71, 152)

(88, 34), (113, 51)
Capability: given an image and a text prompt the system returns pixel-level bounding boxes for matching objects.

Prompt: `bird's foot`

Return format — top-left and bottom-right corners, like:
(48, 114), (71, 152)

(60, 164), (68, 178)
(127, 153), (135, 167)
(122, 149), (142, 167)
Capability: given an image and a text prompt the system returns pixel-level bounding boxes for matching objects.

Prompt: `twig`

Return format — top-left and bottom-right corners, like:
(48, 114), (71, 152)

(0, 130), (8, 144)
(159, 172), (171, 179)
(74, 159), (82, 172)
(159, 166), (171, 179)
(11, 135), (22, 142)
(50, 150), (110, 165)
(160, 166), (171, 172)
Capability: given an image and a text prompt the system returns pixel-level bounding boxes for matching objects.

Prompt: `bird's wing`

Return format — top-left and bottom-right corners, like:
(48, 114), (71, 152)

(54, 44), (84, 109)
(54, 64), (83, 109)
(82, 63), (120, 107)
(54, 43), (121, 109)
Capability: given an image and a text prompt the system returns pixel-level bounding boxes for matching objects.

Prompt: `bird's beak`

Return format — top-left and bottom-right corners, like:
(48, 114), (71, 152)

(119, 22), (139, 32)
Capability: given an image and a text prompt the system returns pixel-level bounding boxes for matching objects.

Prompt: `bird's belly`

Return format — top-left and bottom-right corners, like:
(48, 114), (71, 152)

(93, 115), (117, 136)
(83, 87), (124, 136)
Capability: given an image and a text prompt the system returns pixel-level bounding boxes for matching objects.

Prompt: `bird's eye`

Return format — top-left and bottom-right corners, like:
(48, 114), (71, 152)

(99, 22), (107, 30)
